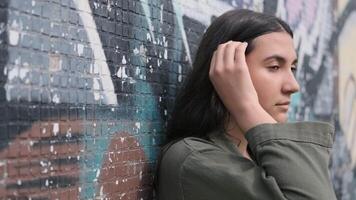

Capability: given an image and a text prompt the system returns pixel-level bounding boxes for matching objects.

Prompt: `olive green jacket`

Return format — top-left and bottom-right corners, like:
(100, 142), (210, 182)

(157, 122), (337, 200)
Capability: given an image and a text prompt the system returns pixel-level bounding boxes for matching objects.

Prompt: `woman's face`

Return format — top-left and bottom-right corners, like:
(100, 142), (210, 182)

(246, 31), (299, 123)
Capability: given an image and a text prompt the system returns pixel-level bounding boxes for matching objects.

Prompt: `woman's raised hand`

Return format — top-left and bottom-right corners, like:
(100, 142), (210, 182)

(209, 41), (276, 132)
(209, 41), (258, 114)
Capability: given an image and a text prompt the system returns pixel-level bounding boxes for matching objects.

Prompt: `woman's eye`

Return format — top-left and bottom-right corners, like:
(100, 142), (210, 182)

(268, 66), (280, 71)
(291, 67), (298, 75)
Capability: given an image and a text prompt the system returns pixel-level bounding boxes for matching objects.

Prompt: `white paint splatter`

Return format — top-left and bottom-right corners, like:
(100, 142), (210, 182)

(139, 74), (146, 80)
(163, 36), (168, 47)
(66, 127), (72, 138)
(107, 0), (112, 12)
(157, 59), (161, 67)
(40, 161), (47, 167)
(133, 47), (139, 55)
(17, 180), (22, 185)
(93, 2), (99, 9)
(8, 30), (20, 46)
(164, 49), (168, 59)
(119, 193), (126, 199)
(23, 61), (29, 67)
(160, 4), (164, 23)
(7, 67), (18, 83)
(139, 171), (143, 180)
(77, 43), (84, 56)
(135, 66), (140, 76)
(100, 186), (104, 196)
(96, 169), (101, 178)
(122, 55), (127, 64)
(10, 19), (19, 29)
(116, 66), (128, 78)
(146, 33), (151, 41)
(52, 93), (60, 104)
(135, 122), (141, 129)
(53, 123), (59, 136)
(157, 38), (161, 46)
(108, 153), (113, 163)
(42, 168), (48, 173)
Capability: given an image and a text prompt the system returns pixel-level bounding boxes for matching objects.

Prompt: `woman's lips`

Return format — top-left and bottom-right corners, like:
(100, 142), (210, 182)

(275, 102), (290, 111)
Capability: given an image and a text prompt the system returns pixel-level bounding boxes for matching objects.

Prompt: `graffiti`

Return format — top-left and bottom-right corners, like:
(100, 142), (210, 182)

(338, 8), (356, 167)
(1, 0), (164, 198)
(1, 0), (356, 199)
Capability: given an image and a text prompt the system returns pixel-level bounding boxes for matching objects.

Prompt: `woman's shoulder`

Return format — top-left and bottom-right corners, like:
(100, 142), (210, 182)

(168, 136), (225, 153)
(157, 136), (238, 199)
(159, 136), (225, 169)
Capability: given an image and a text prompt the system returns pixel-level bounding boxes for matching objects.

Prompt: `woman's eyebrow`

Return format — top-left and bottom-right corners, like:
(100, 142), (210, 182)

(263, 55), (298, 65)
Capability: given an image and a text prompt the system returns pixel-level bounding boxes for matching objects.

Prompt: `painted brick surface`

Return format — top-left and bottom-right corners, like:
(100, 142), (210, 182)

(0, 0), (355, 199)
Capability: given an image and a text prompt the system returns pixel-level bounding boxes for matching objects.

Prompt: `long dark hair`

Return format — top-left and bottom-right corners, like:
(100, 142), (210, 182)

(166, 9), (293, 142)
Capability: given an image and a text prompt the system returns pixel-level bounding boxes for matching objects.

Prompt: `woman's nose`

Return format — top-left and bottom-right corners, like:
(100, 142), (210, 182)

(282, 72), (300, 94)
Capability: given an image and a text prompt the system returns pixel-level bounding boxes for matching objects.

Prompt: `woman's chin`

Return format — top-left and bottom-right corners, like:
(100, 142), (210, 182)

(272, 113), (288, 123)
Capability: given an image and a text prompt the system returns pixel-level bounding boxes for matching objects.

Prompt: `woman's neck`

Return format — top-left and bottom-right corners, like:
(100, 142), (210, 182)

(225, 118), (251, 160)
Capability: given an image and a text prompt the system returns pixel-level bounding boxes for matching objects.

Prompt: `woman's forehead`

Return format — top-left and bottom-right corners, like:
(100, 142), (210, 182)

(249, 32), (297, 61)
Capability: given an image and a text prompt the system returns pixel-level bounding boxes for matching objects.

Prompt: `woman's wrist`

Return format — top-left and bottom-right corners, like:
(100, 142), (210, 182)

(231, 103), (276, 133)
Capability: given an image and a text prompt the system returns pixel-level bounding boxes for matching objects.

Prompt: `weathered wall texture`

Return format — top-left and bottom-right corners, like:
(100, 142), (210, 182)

(0, 0), (355, 199)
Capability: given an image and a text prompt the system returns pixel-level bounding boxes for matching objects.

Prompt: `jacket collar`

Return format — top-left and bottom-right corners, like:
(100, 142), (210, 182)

(207, 129), (243, 156)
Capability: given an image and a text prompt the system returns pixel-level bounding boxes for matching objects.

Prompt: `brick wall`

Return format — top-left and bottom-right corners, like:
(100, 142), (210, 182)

(0, 0), (355, 199)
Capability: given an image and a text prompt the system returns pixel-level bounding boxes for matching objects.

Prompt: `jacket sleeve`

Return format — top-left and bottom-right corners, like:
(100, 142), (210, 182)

(180, 122), (337, 200)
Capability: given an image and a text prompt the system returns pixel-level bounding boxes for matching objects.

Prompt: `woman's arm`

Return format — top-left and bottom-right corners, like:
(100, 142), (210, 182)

(176, 122), (336, 200)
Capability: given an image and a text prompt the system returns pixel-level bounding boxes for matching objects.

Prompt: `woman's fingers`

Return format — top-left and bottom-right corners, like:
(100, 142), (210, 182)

(234, 42), (248, 67)
(214, 42), (227, 74)
(224, 42), (242, 70)
(210, 41), (245, 76)
(210, 41), (235, 76)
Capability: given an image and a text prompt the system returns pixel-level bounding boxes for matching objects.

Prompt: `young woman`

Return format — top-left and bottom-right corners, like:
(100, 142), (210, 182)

(155, 9), (336, 200)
